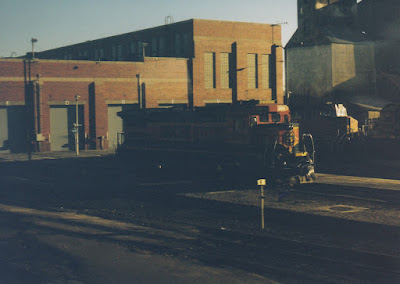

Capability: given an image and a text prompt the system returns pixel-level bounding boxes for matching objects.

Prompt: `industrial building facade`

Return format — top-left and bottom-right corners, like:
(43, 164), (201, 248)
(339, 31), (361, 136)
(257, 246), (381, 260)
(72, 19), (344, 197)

(285, 0), (400, 122)
(0, 58), (189, 152)
(0, 19), (284, 153)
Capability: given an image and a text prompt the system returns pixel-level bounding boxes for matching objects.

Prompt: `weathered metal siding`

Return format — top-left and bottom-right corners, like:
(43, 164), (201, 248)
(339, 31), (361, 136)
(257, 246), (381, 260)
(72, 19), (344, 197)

(286, 45), (333, 100)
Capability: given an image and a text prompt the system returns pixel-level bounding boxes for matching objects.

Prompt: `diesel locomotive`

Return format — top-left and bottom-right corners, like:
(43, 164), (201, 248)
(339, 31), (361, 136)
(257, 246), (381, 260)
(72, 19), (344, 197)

(116, 101), (315, 186)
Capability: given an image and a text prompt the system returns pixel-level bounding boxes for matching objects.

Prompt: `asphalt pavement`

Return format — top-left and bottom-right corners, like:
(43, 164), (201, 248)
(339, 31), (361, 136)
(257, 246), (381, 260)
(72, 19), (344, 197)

(0, 149), (399, 283)
(0, 149), (115, 162)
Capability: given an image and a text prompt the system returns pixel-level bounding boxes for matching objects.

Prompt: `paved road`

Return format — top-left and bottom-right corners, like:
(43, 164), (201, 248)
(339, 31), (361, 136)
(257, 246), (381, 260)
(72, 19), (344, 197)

(0, 154), (399, 283)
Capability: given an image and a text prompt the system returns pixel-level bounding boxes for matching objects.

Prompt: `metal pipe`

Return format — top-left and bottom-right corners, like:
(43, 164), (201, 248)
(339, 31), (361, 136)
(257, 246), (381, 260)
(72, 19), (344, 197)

(31, 38), (37, 59)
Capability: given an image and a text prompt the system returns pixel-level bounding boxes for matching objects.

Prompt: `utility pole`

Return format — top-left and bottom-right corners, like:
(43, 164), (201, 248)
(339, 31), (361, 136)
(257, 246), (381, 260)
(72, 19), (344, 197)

(74, 95), (80, 156)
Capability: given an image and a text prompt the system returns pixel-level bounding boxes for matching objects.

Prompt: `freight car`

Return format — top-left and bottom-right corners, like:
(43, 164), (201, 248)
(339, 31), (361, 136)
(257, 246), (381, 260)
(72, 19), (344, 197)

(299, 103), (363, 157)
(116, 101), (315, 186)
(369, 103), (400, 139)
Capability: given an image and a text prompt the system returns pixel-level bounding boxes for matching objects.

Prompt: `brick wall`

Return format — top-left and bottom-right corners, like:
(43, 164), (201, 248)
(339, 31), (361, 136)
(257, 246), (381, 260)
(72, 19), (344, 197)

(192, 20), (284, 106)
(0, 58), (189, 151)
(36, 19), (284, 107)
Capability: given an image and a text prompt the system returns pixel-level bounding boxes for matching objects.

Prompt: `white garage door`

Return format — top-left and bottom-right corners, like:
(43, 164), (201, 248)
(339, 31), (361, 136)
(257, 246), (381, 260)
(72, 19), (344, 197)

(108, 105), (123, 150)
(50, 106), (69, 151)
(0, 107), (8, 153)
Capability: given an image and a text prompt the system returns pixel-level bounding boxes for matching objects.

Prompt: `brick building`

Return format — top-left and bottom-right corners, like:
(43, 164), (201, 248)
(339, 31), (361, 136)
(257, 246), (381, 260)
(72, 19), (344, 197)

(0, 58), (189, 152)
(0, 19), (283, 153)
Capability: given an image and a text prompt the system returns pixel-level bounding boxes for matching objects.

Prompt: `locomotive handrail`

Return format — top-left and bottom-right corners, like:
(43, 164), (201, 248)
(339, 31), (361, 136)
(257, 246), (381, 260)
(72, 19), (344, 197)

(302, 133), (315, 164)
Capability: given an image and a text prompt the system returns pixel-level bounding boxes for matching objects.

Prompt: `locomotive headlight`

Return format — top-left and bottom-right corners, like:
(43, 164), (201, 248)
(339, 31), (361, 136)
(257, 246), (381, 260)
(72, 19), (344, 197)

(250, 116), (258, 127)
(283, 130), (296, 147)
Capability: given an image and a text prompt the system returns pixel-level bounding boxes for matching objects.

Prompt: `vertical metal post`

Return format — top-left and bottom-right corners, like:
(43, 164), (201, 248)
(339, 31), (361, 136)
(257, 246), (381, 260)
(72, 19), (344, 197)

(32, 41), (34, 59)
(142, 42), (148, 59)
(136, 74), (142, 109)
(75, 95), (80, 156)
(31, 38), (37, 60)
(257, 179), (266, 230)
(261, 185), (265, 230)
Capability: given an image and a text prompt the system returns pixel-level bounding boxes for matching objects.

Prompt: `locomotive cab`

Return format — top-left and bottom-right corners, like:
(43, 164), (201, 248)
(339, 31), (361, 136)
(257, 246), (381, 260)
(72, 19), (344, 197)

(268, 123), (316, 185)
(249, 108), (316, 186)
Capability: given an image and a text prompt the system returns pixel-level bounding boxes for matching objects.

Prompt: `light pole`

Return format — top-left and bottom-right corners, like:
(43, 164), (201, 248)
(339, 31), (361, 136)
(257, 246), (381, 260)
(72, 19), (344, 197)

(31, 38), (38, 59)
(74, 95), (80, 156)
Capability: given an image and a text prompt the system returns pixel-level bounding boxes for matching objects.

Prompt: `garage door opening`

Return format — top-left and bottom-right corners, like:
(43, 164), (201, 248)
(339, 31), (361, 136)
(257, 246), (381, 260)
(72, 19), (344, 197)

(50, 105), (84, 151)
(0, 106), (27, 153)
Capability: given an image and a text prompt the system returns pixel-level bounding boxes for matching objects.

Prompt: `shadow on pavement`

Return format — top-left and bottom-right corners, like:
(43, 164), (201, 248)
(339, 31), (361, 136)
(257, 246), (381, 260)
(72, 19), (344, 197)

(0, 154), (399, 283)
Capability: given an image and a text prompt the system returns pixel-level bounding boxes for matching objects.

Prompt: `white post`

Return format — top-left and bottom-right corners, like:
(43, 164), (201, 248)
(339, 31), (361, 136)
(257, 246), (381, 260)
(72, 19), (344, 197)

(257, 179), (267, 230)
(75, 95), (80, 156)
(261, 185), (265, 230)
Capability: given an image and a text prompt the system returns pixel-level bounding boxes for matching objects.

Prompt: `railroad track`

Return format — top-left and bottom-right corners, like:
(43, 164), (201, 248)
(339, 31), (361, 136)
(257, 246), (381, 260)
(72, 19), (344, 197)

(192, 228), (400, 283)
(315, 173), (400, 191)
(293, 173), (400, 204)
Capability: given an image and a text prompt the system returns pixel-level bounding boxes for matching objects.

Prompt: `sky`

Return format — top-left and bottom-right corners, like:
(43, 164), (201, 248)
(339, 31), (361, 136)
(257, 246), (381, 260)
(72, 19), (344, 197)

(0, 0), (299, 58)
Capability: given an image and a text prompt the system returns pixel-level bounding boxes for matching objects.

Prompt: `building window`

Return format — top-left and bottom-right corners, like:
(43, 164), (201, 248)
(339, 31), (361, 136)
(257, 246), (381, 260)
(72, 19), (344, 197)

(261, 54), (271, 89)
(78, 51), (87, 59)
(204, 52), (216, 89)
(247, 54), (258, 89)
(151, 38), (158, 56)
(112, 45), (117, 60)
(95, 48), (104, 60)
(175, 33), (181, 56)
(183, 33), (190, 56)
(138, 41), (143, 57)
(220, 53), (232, 89)
(130, 41), (137, 54)
(159, 37), (165, 56)
(117, 44), (122, 60)
(112, 44), (123, 60)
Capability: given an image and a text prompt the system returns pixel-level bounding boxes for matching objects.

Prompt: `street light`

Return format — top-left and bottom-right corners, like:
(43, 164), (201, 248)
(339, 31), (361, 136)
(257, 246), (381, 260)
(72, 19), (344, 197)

(31, 38), (38, 59)
(74, 95), (81, 156)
